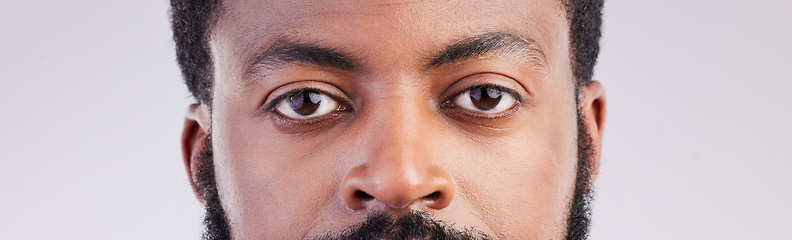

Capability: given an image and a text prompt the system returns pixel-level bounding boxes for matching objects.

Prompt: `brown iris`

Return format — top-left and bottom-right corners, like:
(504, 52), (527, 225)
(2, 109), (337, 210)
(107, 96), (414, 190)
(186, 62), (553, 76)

(288, 90), (322, 115)
(469, 86), (503, 111)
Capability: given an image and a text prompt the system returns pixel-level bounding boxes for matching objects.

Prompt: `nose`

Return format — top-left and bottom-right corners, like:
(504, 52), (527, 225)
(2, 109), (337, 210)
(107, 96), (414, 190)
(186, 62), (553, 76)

(341, 104), (455, 211)
(342, 162), (454, 211)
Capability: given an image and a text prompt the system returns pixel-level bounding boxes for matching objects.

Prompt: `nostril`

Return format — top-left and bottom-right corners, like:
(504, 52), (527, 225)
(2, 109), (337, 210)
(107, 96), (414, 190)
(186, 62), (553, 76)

(355, 190), (374, 200)
(423, 191), (441, 200)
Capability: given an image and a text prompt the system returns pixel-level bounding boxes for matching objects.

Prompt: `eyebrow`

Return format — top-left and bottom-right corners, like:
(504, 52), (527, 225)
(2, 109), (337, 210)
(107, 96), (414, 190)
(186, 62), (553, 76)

(247, 39), (361, 76)
(427, 32), (547, 69)
(246, 32), (546, 78)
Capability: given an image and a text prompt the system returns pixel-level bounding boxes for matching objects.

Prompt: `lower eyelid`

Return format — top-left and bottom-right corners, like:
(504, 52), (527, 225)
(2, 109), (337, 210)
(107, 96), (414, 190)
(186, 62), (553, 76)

(271, 112), (340, 129)
(272, 106), (351, 124)
(455, 103), (519, 119)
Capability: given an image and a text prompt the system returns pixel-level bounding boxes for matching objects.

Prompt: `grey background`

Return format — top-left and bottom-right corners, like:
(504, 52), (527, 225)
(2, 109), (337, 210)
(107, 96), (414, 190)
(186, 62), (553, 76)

(1, 0), (789, 239)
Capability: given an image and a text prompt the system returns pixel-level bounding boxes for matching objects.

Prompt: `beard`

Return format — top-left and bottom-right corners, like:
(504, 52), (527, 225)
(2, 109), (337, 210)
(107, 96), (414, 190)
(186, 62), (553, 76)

(316, 211), (492, 240)
(193, 108), (596, 240)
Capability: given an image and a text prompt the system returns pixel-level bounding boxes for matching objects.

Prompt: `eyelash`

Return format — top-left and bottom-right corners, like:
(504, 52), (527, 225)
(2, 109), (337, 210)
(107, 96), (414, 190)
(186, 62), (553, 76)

(262, 88), (352, 121)
(446, 84), (524, 103)
(441, 84), (524, 117)
(264, 84), (523, 123)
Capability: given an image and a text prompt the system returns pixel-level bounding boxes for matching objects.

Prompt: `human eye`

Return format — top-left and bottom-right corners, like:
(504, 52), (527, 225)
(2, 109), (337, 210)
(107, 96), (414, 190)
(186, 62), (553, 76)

(445, 84), (521, 118)
(272, 89), (347, 121)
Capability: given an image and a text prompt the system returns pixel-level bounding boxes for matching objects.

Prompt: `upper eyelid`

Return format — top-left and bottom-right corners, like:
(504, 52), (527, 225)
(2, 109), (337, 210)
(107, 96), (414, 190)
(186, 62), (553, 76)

(442, 69), (533, 97)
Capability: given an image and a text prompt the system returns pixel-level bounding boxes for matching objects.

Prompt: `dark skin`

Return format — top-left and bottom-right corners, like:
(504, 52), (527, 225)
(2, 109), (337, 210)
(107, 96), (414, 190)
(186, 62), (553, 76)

(182, 0), (606, 239)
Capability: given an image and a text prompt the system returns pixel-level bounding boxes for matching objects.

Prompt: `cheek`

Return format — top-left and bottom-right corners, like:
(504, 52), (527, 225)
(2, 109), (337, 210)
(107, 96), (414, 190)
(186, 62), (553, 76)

(447, 108), (579, 237)
(211, 102), (353, 238)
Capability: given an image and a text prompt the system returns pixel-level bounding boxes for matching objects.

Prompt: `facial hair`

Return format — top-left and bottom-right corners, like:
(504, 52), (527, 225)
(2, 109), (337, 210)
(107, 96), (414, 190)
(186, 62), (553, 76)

(565, 107), (595, 240)
(194, 135), (231, 240)
(194, 109), (596, 240)
(316, 211), (492, 240)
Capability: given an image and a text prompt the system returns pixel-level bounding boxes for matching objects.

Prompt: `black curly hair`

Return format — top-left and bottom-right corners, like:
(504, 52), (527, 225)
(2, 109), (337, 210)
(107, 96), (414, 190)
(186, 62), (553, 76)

(170, 0), (603, 106)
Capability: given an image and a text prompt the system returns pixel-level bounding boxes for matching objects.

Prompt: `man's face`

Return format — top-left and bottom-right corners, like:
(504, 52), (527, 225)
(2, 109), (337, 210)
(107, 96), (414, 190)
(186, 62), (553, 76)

(182, 0), (606, 239)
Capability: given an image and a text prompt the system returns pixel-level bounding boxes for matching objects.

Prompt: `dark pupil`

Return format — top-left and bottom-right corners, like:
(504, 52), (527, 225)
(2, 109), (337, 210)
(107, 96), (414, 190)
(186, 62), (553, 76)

(469, 86), (502, 111)
(288, 91), (322, 115)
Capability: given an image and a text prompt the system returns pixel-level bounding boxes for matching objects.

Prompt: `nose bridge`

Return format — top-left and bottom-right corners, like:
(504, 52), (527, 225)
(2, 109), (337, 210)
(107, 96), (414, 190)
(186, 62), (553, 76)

(375, 89), (428, 162)
(340, 79), (454, 211)
(364, 76), (436, 162)
(368, 83), (434, 203)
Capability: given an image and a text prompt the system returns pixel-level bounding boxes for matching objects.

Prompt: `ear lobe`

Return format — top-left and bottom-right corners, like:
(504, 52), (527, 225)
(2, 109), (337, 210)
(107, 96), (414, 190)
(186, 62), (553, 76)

(181, 104), (211, 204)
(580, 81), (606, 182)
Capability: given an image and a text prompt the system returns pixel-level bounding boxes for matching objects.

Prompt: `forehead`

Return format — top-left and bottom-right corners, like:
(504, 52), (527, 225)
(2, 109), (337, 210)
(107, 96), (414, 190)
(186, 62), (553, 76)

(212, 0), (567, 64)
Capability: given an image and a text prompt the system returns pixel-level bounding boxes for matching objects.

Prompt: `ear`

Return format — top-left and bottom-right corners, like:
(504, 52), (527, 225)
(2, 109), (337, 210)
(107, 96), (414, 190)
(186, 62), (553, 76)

(181, 103), (211, 204)
(579, 81), (606, 182)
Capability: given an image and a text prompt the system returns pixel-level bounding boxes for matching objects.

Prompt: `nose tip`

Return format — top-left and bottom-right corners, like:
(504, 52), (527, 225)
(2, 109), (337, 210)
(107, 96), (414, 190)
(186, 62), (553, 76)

(341, 164), (455, 211)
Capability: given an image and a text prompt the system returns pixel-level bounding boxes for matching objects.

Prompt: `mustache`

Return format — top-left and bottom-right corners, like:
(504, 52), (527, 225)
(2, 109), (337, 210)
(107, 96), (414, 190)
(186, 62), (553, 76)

(314, 211), (493, 240)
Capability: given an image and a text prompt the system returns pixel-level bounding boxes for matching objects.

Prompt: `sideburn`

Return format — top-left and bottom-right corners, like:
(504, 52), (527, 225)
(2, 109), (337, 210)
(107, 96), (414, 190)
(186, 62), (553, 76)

(565, 106), (596, 240)
(196, 134), (232, 240)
